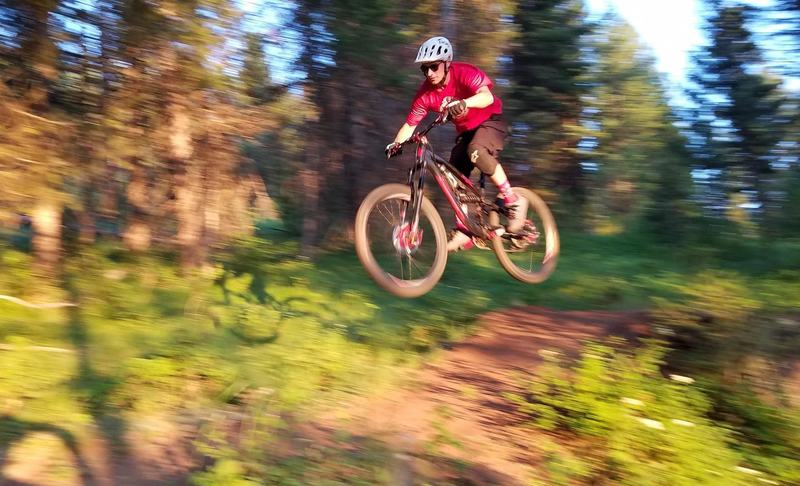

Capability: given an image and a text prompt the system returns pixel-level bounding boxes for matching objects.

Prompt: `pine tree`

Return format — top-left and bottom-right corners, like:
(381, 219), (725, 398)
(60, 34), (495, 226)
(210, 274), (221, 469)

(241, 32), (273, 102)
(770, 0), (800, 76)
(586, 20), (693, 236)
(508, 0), (591, 208)
(0, 0), (72, 274)
(690, 5), (786, 214)
(285, 0), (411, 252)
(451, 0), (516, 72)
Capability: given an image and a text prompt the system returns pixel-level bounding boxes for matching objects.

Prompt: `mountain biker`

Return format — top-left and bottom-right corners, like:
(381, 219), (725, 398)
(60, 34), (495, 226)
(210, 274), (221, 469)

(385, 36), (527, 252)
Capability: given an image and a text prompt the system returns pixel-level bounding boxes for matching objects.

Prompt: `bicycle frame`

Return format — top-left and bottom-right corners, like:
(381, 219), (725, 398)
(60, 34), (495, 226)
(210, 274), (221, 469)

(357, 114), (559, 296)
(399, 115), (500, 242)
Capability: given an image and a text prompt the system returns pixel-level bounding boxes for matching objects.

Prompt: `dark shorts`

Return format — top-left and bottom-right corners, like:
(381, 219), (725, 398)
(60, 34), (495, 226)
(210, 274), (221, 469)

(449, 115), (509, 176)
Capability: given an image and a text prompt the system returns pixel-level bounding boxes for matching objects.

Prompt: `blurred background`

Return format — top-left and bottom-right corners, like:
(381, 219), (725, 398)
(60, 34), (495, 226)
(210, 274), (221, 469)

(0, 0), (799, 484)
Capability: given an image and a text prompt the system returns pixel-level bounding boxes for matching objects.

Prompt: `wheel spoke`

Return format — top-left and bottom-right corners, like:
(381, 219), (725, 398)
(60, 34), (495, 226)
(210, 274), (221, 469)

(394, 198), (405, 224)
(398, 253), (406, 280)
(409, 255), (423, 278)
(358, 187), (447, 296)
(377, 202), (395, 226)
(529, 246), (534, 272)
(484, 189), (559, 284)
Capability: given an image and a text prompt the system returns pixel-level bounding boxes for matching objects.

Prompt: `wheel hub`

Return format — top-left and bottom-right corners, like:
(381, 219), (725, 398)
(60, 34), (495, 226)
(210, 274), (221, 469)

(392, 223), (423, 254)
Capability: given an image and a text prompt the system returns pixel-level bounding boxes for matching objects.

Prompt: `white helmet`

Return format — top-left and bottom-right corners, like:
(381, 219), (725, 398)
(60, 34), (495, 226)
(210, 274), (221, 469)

(414, 36), (453, 64)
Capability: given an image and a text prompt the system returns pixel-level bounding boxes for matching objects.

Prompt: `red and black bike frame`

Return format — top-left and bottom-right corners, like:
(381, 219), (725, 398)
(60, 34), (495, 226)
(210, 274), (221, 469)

(400, 115), (499, 241)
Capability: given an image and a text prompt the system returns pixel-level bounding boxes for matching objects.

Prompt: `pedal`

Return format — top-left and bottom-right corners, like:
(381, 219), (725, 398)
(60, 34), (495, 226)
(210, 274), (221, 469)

(473, 238), (491, 250)
(509, 238), (530, 251)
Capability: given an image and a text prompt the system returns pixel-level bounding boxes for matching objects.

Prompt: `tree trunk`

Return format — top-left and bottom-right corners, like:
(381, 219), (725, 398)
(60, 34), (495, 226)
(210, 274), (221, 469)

(78, 209), (96, 245)
(250, 174), (277, 220)
(229, 176), (253, 236)
(169, 101), (203, 268)
(78, 182), (97, 244)
(124, 221), (151, 252)
(32, 201), (62, 275)
(123, 164), (152, 251)
(340, 68), (371, 241)
(441, 0), (456, 41)
(203, 178), (221, 251)
(299, 166), (319, 258)
(176, 164), (203, 268)
(97, 164), (120, 237)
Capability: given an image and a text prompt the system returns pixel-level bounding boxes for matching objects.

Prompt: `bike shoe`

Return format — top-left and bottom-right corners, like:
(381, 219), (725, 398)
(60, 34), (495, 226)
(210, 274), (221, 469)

(498, 194), (528, 233)
(446, 230), (474, 252)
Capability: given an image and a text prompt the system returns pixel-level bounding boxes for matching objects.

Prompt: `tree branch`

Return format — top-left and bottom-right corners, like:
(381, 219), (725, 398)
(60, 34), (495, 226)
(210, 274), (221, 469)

(14, 156), (44, 165)
(0, 344), (74, 353)
(0, 295), (77, 309)
(10, 107), (74, 127)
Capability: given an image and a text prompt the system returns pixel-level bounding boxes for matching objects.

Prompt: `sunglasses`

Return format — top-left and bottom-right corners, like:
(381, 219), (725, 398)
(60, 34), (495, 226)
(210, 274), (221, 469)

(420, 62), (443, 74)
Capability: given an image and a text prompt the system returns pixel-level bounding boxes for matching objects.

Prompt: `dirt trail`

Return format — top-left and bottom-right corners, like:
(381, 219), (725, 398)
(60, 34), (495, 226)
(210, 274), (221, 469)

(329, 307), (651, 485)
(1, 307), (650, 485)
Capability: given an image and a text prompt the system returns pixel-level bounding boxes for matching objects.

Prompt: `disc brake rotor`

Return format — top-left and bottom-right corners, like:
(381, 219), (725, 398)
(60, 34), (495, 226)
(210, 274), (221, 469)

(392, 223), (423, 254)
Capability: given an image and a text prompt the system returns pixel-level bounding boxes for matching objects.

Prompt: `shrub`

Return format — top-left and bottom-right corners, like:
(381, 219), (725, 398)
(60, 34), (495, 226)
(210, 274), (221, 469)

(506, 340), (758, 485)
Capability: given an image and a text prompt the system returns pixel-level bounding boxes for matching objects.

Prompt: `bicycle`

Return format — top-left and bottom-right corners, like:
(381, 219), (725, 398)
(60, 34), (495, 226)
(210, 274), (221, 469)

(354, 113), (559, 298)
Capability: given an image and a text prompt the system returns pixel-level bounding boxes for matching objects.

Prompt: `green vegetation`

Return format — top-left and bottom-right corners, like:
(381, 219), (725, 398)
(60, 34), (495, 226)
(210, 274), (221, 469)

(508, 340), (800, 485)
(2, 0), (799, 483)
(2, 228), (799, 483)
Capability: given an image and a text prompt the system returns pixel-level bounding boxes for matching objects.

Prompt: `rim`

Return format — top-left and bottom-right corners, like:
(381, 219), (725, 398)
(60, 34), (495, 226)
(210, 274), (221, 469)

(497, 197), (555, 276)
(365, 195), (441, 285)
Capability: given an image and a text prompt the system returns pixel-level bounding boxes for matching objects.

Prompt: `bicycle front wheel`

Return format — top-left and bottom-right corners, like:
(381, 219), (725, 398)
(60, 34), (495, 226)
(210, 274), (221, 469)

(354, 183), (448, 298)
(489, 187), (559, 284)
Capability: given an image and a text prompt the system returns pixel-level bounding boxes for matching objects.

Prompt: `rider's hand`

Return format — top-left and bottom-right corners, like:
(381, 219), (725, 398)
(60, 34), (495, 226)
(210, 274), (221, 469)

(385, 142), (403, 159)
(445, 99), (468, 119)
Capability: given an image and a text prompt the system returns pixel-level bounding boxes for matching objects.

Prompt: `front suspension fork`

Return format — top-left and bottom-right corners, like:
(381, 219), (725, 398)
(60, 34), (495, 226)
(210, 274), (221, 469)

(403, 160), (425, 233)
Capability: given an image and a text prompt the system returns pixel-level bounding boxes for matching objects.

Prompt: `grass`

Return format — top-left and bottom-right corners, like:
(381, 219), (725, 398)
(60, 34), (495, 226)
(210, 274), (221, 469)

(0, 229), (798, 483)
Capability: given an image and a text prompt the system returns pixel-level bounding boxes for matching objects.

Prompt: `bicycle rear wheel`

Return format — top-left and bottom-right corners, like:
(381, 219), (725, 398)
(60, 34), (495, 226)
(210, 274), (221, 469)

(354, 183), (448, 298)
(489, 187), (559, 283)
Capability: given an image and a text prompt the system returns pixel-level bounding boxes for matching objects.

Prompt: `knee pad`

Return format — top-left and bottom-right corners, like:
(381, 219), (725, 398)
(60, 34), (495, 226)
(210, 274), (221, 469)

(468, 144), (498, 176)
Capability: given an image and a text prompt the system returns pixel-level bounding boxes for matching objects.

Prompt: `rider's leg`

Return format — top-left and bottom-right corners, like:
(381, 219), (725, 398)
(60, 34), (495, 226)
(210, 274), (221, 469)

(492, 165), (528, 233)
(447, 133), (476, 252)
(489, 164), (513, 201)
(449, 133), (474, 176)
(446, 227), (474, 252)
(467, 124), (528, 233)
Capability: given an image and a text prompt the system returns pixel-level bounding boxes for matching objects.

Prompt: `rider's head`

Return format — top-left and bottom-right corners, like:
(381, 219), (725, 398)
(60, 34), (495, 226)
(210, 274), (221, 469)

(415, 36), (452, 87)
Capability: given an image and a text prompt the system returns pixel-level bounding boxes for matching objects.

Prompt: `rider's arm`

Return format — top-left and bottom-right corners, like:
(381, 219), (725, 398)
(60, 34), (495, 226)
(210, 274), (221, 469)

(464, 86), (494, 109)
(392, 123), (417, 144)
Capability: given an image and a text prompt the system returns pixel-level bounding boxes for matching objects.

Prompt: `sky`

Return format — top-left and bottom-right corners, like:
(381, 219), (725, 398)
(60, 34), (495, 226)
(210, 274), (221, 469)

(585, 0), (799, 91)
(240, 0), (797, 91)
(584, 0), (705, 85)
(245, 0), (712, 87)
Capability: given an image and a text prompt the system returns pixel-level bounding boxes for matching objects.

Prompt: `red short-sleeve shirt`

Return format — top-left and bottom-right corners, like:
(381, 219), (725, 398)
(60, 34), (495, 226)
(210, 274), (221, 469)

(405, 62), (503, 133)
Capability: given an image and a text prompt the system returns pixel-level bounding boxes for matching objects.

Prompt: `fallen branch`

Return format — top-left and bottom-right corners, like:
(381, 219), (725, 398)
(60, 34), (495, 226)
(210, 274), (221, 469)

(10, 107), (74, 126)
(14, 156), (46, 165)
(0, 344), (74, 353)
(0, 295), (77, 309)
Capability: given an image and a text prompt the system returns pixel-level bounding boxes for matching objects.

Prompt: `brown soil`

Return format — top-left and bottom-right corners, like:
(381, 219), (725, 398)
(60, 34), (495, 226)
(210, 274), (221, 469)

(1, 307), (650, 485)
(320, 306), (651, 485)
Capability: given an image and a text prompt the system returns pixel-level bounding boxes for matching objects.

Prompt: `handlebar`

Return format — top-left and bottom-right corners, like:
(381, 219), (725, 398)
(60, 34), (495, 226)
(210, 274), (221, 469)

(395, 112), (449, 148)
(386, 111), (450, 159)
(406, 112), (449, 145)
